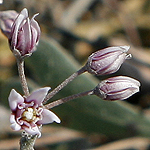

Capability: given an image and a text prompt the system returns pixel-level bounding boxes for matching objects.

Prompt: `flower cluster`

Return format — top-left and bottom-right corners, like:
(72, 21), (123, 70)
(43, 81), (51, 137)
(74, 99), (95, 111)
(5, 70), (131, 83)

(85, 46), (140, 101)
(0, 8), (140, 139)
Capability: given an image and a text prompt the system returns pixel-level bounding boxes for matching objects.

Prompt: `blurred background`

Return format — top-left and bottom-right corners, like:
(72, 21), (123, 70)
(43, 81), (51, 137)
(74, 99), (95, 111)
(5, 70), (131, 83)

(1, 0), (150, 149)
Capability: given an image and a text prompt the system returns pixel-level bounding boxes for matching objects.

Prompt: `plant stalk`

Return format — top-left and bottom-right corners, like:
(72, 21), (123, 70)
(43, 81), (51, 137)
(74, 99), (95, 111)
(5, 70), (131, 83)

(45, 89), (94, 109)
(20, 132), (37, 150)
(17, 59), (30, 97)
(43, 66), (87, 103)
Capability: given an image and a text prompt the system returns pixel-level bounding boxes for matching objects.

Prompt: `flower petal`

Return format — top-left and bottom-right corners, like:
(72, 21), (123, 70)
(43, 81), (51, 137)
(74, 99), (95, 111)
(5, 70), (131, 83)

(30, 27), (38, 52)
(16, 18), (32, 55)
(10, 8), (28, 48)
(106, 87), (139, 100)
(38, 109), (61, 124)
(23, 125), (41, 138)
(10, 114), (21, 131)
(26, 87), (50, 105)
(8, 89), (24, 111)
(30, 13), (40, 44)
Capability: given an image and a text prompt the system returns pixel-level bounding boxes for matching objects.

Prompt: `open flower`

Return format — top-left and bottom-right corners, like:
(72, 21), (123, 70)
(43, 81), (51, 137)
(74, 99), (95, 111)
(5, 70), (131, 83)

(9, 8), (40, 57)
(93, 76), (140, 101)
(85, 46), (131, 75)
(8, 87), (60, 138)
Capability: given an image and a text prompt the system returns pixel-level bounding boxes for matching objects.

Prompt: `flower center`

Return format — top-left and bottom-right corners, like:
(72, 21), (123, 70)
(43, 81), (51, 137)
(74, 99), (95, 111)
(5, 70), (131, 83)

(22, 107), (36, 122)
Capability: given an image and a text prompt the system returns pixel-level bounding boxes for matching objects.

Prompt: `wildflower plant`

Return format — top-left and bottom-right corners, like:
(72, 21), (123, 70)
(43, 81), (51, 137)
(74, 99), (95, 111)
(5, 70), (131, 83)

(0, 7), (140, 149)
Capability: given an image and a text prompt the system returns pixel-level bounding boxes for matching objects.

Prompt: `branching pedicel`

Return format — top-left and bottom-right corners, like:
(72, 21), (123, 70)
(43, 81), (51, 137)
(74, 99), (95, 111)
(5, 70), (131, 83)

(0, 7), (140, 150)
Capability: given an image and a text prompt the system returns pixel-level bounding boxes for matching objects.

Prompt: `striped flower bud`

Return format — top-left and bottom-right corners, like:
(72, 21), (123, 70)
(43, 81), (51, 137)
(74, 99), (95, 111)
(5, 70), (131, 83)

(85, 46), (131, 75)
(9, 8), (40, 58)
(0, 10), (18, 38)
(93, 76), (140, 101)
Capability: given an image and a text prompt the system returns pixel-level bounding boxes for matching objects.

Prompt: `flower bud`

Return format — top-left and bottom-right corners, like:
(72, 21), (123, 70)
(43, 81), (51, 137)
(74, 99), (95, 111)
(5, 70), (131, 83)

(0, 10), (18, 37)
(85, 46), (131, 75)
(93, 76), (140, 101)
(9, 8), (40, 57)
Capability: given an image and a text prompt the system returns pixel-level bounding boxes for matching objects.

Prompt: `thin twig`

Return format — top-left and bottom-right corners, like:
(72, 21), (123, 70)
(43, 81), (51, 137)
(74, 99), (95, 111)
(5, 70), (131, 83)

(43, 66), (87, 103)
(45, 90), (94, 109)
(17, 59), (30, 97)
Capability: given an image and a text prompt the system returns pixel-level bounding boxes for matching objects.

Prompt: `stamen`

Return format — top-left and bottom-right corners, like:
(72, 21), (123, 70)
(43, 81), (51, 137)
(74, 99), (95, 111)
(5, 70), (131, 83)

(22, 107), (37, 122)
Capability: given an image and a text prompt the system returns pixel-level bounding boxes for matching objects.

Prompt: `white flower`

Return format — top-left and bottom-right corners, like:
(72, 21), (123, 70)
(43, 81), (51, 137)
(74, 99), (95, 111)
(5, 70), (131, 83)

(8, 87), (60, 138)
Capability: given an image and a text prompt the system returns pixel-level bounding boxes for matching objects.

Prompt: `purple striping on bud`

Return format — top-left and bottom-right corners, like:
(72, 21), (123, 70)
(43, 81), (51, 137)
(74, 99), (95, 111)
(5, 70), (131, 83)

(8, 8), (40, 58)
(85, 46), (131, 75)
(0, 10), (18, 38)
(93, 76), (140, 101)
